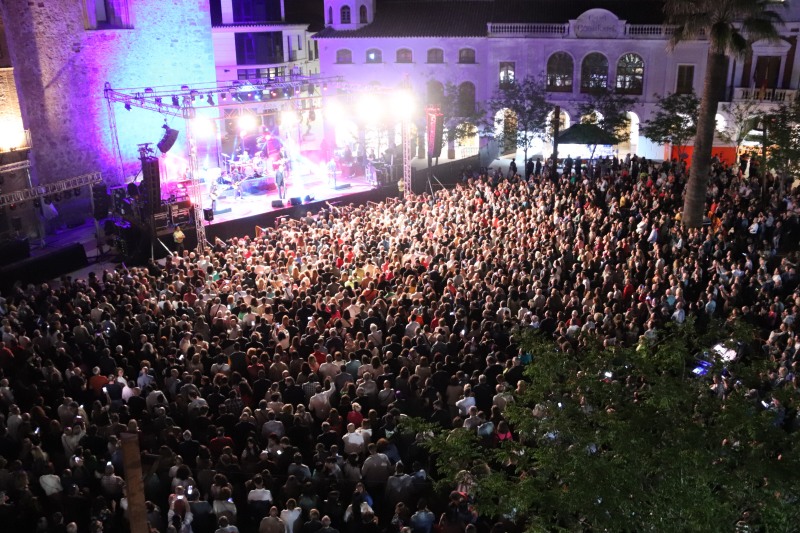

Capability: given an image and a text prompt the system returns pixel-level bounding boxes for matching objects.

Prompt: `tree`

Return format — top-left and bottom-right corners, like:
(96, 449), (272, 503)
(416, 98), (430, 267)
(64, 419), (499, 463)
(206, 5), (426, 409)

(641, 92), (700, 166)
(405, 321), (800, 532)
(438, 82), (485, 161)
(717, 100), (762, 164)
(577, 87), (637, 146)
(765, 99), (800, 186)
(487, 76), (551, 164)
(665, 0), (783, 227)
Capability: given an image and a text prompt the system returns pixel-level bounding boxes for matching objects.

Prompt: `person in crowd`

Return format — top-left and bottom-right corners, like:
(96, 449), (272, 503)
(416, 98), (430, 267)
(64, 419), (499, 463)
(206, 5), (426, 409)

(0, 155), (796, 533)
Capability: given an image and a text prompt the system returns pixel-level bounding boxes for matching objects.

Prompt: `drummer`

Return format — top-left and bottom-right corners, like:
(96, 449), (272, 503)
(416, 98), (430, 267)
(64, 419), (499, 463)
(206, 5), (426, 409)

(238, 150), (251, 163)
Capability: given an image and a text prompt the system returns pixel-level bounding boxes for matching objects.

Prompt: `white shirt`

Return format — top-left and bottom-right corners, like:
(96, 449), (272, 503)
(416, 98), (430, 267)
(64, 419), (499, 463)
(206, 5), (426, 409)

(280, 507), (301, 533)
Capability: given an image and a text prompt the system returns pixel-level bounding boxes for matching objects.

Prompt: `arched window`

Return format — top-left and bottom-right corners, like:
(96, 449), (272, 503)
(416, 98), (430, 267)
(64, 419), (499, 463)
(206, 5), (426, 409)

(396, 48), (412, 63)
(615, 53), (644, 95)
(359, 5), (367, 23)
(340, 5), (351, 24)
(427, 48), (444, 64)
(328, 6), (333, 24)
(458, 82), (476, 116)
(546, 52), (573, 92)
(459, 48), (476, 64)
(336, 49), (352, 64)
(366, 48), (382, 63)
(581, 53), (608, 93)
(499, 62), (515, 88)
(427, 80), (444, 107)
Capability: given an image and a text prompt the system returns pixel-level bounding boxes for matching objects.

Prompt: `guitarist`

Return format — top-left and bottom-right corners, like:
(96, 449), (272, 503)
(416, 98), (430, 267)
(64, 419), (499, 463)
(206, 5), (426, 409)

(209, 183), (220, 212)
(275, 163), (286, 200)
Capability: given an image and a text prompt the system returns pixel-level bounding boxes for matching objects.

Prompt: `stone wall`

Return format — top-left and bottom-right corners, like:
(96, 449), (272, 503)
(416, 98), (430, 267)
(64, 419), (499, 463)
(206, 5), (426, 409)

(0, 0), (216, 191)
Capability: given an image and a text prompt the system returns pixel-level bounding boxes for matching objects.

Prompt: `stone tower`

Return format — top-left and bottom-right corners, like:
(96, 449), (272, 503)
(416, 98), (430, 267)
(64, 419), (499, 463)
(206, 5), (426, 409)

(324, 0), (376, 30)
(0, 0), (216, 193)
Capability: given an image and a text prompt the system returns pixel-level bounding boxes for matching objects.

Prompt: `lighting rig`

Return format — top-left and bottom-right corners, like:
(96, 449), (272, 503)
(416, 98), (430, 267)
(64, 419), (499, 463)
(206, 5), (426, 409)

(104, 76), (344, 251)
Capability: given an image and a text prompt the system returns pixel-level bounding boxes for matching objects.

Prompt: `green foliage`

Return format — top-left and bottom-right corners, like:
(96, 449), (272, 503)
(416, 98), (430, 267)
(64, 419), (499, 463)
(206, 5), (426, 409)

(718, 100), (762, 160)
(641, 92), (700, 159)
(487, 75), (552, 157)
(665, 0), (784, 56)
(765, 99), (800, 179)
(577, 88), (637, 144)
(439, 81), (486, 145)
(411, 321), (800, 532)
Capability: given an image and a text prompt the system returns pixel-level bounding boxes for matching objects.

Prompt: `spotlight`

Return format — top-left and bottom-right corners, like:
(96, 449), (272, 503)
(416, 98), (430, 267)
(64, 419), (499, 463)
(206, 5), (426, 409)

(270, 89), (279, 98)
(238, 114), (257, 132)
(190, 89), (199, 101)
(284, 87), (294, 98)
(322, 82), (328, 91)
(172, 95), (180, 107)
(155, 97), (162, 105)
(254, 92), (261, 101)
(144, 87), (154, 94)
(124, 102), (132, 111)
(206, 94), (214, 105)
(221, 93), (227, 101)
(181, 84), (189, 91)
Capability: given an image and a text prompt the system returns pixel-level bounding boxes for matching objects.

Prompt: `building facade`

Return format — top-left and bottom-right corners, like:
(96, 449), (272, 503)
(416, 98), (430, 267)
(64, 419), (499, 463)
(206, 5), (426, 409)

(315, 0), (800, 162)
(211, 0), (321, 84)
(0, 0), (217, 190)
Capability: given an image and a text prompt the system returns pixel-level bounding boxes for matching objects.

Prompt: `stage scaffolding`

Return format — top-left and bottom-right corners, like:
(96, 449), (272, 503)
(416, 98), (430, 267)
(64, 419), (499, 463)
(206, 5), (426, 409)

(104, 75), (344, 251)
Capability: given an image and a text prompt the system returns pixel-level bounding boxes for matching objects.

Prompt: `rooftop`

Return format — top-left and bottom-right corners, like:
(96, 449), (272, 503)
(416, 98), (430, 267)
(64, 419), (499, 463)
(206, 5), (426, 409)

(315, 0), (666, 38)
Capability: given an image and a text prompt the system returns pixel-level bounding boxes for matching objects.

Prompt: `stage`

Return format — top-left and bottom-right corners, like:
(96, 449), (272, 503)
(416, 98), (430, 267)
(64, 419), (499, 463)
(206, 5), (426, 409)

(205, 167), (375, 225)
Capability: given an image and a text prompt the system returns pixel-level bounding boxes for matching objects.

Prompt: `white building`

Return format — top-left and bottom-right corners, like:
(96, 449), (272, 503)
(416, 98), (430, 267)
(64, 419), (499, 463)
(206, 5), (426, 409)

(211, 0), (321, 83)
(315, 0), (800, 163)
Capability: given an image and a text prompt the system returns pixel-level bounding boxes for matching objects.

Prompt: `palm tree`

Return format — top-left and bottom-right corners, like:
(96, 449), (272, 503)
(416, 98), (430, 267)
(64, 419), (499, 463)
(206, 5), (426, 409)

(665, 0), (782, 227)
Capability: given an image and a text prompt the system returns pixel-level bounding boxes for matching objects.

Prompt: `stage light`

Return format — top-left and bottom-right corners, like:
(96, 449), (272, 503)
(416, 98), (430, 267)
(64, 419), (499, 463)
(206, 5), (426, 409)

(155, 97), (162, 105)
(172, 95), (180, 107)
(221, 93), (227, 101)
(325, 100), (344, 122)
(181, 84), (189, 91)
(322, 82), (328, 91)
(238, 114), (257, 132)
(281, 110), (297, 126)
(144, 87), (154, 94)
(357, 94), (383, 123)
(206, 94), (214, 105)
(190, 89), (199, 101)
(391, 90), (415, 120)
(124, 102), (132, 111)
(254, 92), (261, 101)
(271, 89), (279, 98)
(193, 116), (215, 138)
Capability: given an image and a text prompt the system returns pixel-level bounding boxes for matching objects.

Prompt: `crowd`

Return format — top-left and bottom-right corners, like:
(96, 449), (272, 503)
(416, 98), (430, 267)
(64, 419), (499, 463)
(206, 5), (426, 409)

(0, 153), (799, 533)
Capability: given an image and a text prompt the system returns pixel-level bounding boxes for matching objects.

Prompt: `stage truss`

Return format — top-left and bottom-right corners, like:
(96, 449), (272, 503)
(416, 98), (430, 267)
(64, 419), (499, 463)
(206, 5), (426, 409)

(105, 75), (416, 249)
(104, 75), (346, 251)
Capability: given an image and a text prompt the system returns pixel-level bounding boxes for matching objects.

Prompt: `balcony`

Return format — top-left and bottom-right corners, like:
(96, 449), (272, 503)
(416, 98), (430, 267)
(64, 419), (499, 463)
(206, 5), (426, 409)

(623, 24), (676, 39)
(487, 23), (568, 37)
(487, 22), (682, 39)
(732, 87), (797, 103)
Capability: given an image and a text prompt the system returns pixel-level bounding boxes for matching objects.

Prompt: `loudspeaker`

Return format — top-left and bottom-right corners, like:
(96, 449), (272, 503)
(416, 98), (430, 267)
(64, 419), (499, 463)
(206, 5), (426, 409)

(157, 126), (180, 154)
(141, 156), (161, 210)
(432, 113), (444, 158)
(271, 200), (284, 208)
(334, 183), (352, 190)
(92, 184), (111, 220)
(289, 197), (302, 206)
(203, 208), (214, 222)
(304, 195), (314, 203)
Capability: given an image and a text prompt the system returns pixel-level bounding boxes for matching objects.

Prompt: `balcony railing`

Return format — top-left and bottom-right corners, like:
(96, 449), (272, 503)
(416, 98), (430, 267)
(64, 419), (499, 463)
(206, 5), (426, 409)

(733, 87), (797, 103)
(487, 22), (680, 39)
(624, 24), (676, 39)
(487, 23), (569, 36)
